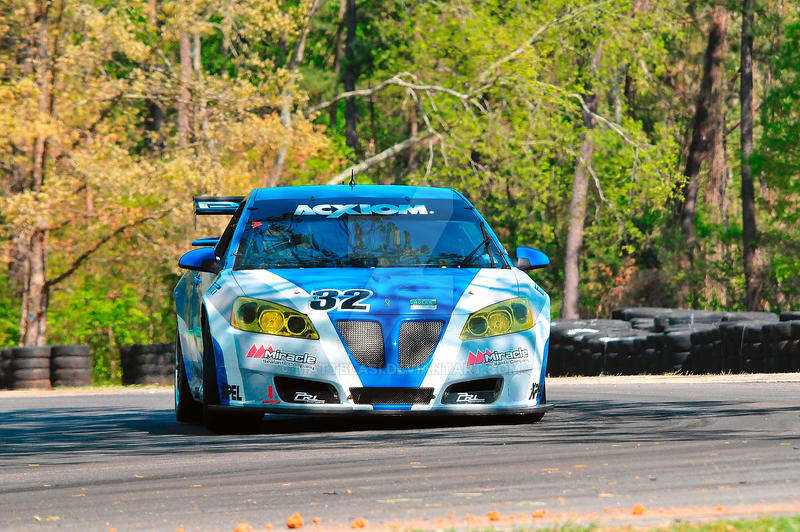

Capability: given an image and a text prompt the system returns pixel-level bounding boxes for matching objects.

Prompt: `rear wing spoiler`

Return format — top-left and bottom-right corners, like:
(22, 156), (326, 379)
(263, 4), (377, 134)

(193, 195), (246, 215)
(191, 237), (220, 247)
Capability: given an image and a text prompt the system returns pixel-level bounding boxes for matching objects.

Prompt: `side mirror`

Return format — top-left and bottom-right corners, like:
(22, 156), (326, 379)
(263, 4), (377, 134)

(515, 247), (549, 271)
(179, 247), (221, 274)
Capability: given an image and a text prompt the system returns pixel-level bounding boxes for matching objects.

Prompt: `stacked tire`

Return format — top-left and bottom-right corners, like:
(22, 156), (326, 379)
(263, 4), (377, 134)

(1, 348), (11, 388)
(9, 346), (51, 389)
(550, 307), (800, 376)
(50, 345), (92, 387)
(120, 343), (174, 385)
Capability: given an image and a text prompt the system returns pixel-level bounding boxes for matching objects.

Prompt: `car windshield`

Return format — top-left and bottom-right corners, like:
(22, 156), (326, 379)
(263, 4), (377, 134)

(233, 197), (507, 269)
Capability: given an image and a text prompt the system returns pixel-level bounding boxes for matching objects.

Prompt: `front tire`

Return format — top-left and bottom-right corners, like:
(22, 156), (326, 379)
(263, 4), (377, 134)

(529, 382), (547, 423)
(175, 335), (202, 423)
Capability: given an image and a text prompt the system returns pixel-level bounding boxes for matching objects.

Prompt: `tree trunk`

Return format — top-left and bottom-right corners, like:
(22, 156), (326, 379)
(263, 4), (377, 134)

(343, 0), (359, 151)
(561, 93), (597, 319)
(177, 29), (193, 147)
(193, 31), (212, 151)
(704, 9), (731, 307)
(19, 2), (53, 346)
(740, 0), (762, 310)
(677, 6), (729, 304)
(20, 228), (49, 346)
(562, 44), (599, 320)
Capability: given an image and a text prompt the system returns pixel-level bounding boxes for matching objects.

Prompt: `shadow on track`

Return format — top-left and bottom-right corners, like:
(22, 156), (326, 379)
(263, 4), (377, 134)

(2, 393), (797, 462)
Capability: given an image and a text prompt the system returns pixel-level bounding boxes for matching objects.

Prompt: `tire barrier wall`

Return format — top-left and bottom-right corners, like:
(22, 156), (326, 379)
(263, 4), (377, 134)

(0, 345), (93, 389)
(9, 346), (51, 389)
(1, 348), (11, 389)
(120, 343), (174, 385)
(50, 345), (92, 387)
(549, 308), (800, 376)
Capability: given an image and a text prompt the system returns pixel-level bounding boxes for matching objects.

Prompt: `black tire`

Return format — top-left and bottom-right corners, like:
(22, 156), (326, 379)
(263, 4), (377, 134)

(12, 368), (51, 381)
(123, 353), (172, 366)
(528, 383), (547, 423)
(12, 379), (51, 389)
(11, 346), (51, 359)
(52, 368), (92, 387)
(51, 345), (90, 357)
(201, 314), (227, 432)
(12, 357), (50, 370)
(175, 335), (202, 423)
(51, 356), (92, 370)
(0, 348), (9, 389)
(130, 363), (174, 377)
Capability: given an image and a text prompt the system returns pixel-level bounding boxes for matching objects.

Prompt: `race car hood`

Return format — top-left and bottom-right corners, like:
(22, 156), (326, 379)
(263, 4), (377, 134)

(231, 267), (521, 316)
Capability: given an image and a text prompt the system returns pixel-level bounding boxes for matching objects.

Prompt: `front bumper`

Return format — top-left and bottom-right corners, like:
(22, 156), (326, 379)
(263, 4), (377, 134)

(206, 402), (555, 417)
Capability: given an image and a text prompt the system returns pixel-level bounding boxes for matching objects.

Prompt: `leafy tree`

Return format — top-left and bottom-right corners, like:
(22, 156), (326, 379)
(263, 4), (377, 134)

(753, 17), (800, 308)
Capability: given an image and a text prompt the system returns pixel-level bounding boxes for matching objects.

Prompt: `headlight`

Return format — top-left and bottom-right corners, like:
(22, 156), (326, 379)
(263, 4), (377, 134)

(231, 297), (319, 339)
(460, 297), (534, 340)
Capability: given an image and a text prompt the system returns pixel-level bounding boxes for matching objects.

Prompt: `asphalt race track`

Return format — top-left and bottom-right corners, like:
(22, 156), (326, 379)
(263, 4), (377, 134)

(1, 375), (799, 531)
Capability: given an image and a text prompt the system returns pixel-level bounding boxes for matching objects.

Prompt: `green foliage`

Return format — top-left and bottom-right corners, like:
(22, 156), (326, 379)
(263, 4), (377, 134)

(2, 0), (800, 372)
(48, 277), (175, 384)
(755, 17), (800, 308)
(0, 277), (19, 347)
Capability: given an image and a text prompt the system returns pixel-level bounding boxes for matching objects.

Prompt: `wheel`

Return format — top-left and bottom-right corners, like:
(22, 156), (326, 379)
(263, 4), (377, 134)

(175, 334), (202, 423)
(528, 382), (547, 423)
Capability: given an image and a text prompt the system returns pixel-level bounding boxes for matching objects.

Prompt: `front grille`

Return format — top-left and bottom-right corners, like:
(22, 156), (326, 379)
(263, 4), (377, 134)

(350, 387), (434, 405)
(337, 320), (384, 368)
(399, 320), (444, 368)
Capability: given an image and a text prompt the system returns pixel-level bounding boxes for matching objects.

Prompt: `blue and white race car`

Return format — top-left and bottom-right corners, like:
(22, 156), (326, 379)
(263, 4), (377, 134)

(174, 185), (552, 430)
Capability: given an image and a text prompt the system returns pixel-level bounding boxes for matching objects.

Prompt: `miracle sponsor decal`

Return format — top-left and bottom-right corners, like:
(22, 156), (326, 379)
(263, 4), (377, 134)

(466, 347), (529, 367)
(246, 345), (317, 369)
(294, 204), (430, 218)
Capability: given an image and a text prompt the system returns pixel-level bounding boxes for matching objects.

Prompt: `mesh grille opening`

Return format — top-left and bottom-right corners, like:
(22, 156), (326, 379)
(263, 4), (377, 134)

(337, 320), (384, 368)
(399, 320), (444, 368)
(350, 387), (434, 405)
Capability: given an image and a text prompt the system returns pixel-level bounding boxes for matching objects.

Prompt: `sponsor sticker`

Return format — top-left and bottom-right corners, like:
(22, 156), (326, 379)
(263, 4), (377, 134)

(455, 392), (486, 404)
(309, 289), (372, 312)
(410, 298), (437, 310)
(246, 345), (317, 369)
(293, 391), (325, 404)
(222, 383), (243, 401)
(466, 347), (529, 367)
(529, 382), (540, 401)
(262, 385), (280, 404)
(294, 204), (430, 218)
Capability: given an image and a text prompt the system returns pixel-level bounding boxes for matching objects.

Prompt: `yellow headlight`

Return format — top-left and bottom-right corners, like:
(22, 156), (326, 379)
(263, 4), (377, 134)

(460, 297), (534, 340)
(258, 310), (284, 334)
(487, 309), (513, 334)
(232, 297), (319, 339)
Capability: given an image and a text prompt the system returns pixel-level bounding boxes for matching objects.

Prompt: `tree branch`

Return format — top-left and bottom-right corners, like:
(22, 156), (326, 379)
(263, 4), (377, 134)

(325, 131), (433, 184)
(309, 72), (485, 115)
(473, 2), (610, 89)
(46, 212), (167, 289)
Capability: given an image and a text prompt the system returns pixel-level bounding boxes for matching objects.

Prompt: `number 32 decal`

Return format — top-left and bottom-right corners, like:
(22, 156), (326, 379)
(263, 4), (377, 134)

(309, 289), (373, 312)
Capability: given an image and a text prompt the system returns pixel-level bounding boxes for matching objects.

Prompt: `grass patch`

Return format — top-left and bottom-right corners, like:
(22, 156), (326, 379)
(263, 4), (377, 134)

(498, 514), (800, 532)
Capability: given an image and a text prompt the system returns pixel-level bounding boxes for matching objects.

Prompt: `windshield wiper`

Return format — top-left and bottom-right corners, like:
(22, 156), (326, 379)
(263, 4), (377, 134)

(459, 224), (496, 268)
